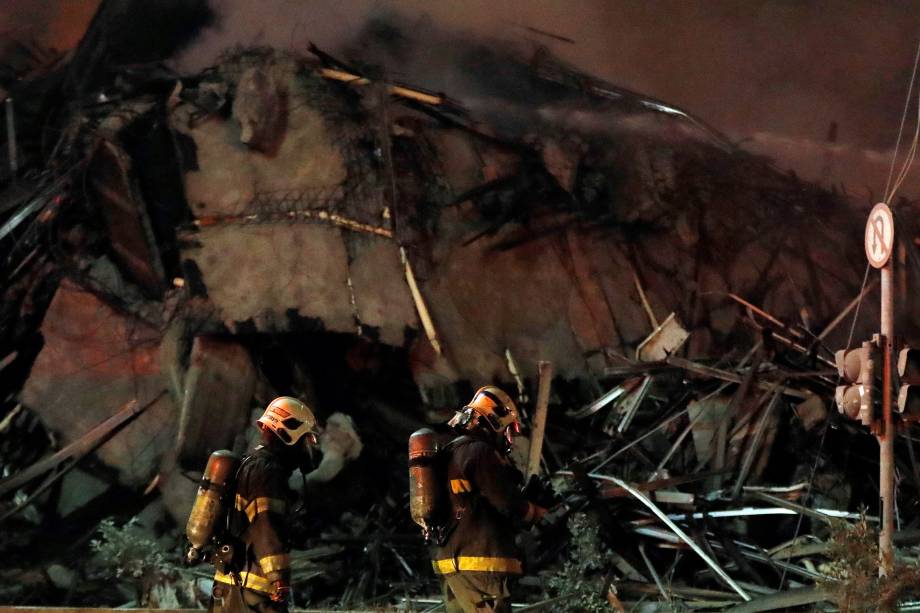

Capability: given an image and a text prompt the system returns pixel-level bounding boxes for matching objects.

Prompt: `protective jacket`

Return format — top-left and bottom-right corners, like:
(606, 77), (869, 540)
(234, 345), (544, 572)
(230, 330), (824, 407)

(213, 445), (293, 596)
(432, 435), (541, 576)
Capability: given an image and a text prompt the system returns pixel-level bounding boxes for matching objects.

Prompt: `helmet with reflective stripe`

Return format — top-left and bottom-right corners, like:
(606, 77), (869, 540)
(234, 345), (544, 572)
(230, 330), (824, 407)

(449, 385), (520, 440)
(257, 397), (318, 446)
(467, 386), (519, 432)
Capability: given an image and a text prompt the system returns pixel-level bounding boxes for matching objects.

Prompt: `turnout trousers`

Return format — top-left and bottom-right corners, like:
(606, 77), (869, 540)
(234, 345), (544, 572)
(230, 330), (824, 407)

(442, 573), (512, 613)
(209, 582), (286, 613)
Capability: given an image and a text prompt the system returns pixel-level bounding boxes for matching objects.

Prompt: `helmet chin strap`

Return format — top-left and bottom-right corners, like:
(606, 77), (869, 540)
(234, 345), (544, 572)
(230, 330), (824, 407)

(499, 428), (515, 455)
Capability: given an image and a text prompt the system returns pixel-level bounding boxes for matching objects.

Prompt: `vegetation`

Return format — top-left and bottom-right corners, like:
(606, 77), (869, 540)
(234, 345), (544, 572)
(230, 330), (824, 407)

(821, 517), (920, 613)
(546, 512), (616, 612)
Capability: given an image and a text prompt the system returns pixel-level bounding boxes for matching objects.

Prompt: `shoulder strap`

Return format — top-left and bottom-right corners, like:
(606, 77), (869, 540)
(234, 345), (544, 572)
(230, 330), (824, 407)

(223, 454), (253, 533)
(442, 434), (475, 454)
(233, 453), (253, 487)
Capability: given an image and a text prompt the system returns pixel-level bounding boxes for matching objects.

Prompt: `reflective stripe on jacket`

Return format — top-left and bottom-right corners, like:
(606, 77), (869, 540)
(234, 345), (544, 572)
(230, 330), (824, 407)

(432, 556), (523, 575)
(213, 569), (274, 595)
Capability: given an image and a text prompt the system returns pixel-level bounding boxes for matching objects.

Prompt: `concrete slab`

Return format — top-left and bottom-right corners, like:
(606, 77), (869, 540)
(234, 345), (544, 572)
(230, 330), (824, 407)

(22, 280), (175, 487)
(56, 467), (110, 517)
(346, 235), (417, 346)
(176, 336), (255, 465)
(184, 224), (354, 334)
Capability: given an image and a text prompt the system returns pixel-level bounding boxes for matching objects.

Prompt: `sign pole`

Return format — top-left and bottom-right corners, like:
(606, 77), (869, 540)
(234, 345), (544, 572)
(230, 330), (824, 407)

(866, 202), (896, 577)
(880, 260), (894, 576)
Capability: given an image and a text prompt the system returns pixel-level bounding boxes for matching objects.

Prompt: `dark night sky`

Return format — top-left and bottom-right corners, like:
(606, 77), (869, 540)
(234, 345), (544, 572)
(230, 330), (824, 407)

(4, 0), (920, 198)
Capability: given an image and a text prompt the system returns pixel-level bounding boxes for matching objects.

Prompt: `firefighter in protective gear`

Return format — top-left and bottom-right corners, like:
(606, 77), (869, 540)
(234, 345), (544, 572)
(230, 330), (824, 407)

(210, 397), (319, 613)
(434, 386), (547, 613)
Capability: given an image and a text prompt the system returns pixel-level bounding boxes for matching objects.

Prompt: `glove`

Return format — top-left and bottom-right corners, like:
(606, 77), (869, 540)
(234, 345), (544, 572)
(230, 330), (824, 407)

(270, 580), (291, 604)
(532, 504), (548, 523)
(525, 502), (548, 525)
(536, 502), (575, 531)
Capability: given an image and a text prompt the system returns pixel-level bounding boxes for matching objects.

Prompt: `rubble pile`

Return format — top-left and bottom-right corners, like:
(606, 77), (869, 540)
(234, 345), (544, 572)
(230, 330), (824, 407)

(2, 2), (920, 611)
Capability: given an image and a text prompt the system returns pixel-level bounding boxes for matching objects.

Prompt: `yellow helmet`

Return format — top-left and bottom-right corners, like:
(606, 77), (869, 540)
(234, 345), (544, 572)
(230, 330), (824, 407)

(449, 386), (520, 439)
(257, 396), (318, 446)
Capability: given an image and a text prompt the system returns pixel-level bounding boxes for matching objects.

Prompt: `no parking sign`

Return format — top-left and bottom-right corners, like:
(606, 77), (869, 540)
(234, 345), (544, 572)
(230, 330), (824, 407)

(865, 202), (894, 269)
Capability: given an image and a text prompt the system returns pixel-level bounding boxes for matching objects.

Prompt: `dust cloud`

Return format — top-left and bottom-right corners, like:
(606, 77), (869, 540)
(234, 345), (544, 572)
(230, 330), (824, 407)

(5, 0), (920, 197)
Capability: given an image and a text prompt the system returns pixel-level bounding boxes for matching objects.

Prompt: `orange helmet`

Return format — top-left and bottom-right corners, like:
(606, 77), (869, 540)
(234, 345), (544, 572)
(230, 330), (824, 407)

(257, 397), (318, 446)
(449, 386), (521, 446)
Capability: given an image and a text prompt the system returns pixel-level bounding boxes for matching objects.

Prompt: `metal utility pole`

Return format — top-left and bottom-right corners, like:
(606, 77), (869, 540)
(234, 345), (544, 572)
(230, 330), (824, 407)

(880, 260), (895, 576)
(865, 202), (896, 576)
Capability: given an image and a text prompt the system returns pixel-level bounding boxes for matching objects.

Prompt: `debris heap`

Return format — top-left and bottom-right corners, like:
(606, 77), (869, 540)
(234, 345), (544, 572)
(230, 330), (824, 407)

(2, 3), (920, 611)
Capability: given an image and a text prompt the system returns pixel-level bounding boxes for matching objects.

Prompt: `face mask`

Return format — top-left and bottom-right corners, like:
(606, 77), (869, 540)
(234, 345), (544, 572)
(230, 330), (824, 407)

(448, 408), (478, 429)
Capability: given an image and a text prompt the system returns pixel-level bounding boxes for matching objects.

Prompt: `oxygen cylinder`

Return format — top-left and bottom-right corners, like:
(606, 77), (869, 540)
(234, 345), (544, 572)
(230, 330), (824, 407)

(185, 449), (240, 564)
(408, 428), (444, 531)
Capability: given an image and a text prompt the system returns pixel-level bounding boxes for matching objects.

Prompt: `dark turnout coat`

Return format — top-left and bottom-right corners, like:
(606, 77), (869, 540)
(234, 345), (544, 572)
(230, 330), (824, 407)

(213, 445), (293, 596)
(432, 435), (540, 576)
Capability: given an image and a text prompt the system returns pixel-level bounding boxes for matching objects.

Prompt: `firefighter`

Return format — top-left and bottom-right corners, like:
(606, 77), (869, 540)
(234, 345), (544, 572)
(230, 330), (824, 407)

(433, 386), (547, 613)
(210, 396), (319, 613)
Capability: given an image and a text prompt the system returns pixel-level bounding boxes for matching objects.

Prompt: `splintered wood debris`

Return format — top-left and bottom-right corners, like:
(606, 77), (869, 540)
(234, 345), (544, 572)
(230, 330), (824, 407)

(3, 5), (920, 611)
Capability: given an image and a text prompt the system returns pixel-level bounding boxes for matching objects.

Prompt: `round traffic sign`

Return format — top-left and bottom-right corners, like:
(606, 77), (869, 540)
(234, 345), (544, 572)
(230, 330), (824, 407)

(865, 202), (894, 269)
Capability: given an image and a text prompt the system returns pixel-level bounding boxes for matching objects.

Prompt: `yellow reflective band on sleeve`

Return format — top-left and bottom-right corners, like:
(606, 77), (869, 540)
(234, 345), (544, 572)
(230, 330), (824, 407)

(235, 494), (248, 512)
(432, 556), (523, 575)
(214, 569), (274, 594)
(259, 553), (291, 574)
(243, 496), (287, 522)
(450, 478), (472, 494)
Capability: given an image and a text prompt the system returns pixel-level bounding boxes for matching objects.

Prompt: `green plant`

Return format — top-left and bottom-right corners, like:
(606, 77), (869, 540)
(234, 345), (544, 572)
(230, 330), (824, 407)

(90, 518), (168, 580)
(820, 516), (920, 613)
(89, 517), (176, 606)
(546, 512), (614, 612)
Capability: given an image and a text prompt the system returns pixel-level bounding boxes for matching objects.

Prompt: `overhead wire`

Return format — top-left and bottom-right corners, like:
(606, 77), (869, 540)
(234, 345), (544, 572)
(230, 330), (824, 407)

(885, 39), (920, 205)
(884, 40), (920, 202)
(886, 85), (920, 204)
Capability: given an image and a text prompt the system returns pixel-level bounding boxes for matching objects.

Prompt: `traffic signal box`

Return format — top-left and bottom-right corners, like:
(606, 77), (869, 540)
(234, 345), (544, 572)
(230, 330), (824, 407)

(835, 340), (877, 428)
(897, 347), (920, 418)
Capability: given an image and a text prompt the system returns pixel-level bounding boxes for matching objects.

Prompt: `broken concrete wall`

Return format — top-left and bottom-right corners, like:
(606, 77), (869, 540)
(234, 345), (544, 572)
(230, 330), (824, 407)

(171, 51), (418, 345)
(403, 123), (863, 393)
(22, 280), (175, 487)
(172, 59), (349, 215)
(347, 235), (418, 345)
(152, 49), (872, 403)
(184, 224), (355, 332)
(415, 220), (596, 386)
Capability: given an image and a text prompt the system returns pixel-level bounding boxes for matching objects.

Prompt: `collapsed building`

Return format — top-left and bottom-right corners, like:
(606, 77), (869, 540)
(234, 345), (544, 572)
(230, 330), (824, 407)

(2, 2), (920, 611)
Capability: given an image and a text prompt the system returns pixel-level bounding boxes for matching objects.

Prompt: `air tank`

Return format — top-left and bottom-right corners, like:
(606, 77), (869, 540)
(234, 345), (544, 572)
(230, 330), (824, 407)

(185, 449), (240, 564)
(408, 428), (444, 531)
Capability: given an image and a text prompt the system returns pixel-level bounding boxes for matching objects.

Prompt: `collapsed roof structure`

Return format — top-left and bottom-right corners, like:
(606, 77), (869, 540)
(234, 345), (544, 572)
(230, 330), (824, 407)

(2, 1), (920, 611)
